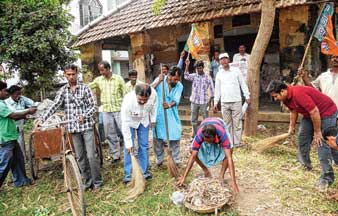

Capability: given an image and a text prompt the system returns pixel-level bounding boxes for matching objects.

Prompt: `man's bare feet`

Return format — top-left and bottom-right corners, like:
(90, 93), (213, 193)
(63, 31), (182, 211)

(204, 169), (211, 177)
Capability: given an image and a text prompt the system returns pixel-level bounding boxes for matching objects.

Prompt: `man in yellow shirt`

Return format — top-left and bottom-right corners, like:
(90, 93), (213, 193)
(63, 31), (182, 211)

(89, 61), (125, 163)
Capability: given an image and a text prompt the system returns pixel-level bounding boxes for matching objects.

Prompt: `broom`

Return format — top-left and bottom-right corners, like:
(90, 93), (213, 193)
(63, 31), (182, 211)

(255, 133), (289, 153)
(126, 153), (145, 200)
(161, 63), (180, 179)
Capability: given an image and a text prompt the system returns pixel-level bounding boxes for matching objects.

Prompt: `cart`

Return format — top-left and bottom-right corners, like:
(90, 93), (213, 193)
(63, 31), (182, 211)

(29, 122), (86, 216)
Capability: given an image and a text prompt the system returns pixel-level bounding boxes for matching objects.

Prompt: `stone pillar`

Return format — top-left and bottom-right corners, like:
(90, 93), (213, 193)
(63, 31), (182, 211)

(80, 42), (102, 83)
(130, 32), (151, 82)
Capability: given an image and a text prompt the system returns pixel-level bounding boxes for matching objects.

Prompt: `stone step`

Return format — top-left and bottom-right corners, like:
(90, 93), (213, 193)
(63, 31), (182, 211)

(179, 111), (293, 126)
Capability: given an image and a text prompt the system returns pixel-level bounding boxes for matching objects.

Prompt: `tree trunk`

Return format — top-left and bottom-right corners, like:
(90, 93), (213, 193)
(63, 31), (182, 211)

(244, 0), (276, 136)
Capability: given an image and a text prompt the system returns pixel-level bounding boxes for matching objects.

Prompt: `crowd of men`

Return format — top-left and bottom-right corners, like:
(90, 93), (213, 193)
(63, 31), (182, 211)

(1, 45), (338, 197)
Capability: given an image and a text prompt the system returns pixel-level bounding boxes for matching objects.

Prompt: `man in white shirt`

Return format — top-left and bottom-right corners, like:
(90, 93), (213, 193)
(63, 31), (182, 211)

(233, 45), (250, 82)
(121, 83), (157, 184)
(213, 53), (250, 147)
(299, 55), (338, 107)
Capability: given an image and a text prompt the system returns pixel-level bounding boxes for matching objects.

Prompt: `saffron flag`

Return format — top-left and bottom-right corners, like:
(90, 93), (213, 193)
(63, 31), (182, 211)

(314, 3), (338, 55)
(184, 24), (204, 59)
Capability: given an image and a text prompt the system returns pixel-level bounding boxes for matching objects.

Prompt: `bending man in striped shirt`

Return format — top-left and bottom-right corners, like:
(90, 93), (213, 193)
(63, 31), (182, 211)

(177, 117), (239, 193)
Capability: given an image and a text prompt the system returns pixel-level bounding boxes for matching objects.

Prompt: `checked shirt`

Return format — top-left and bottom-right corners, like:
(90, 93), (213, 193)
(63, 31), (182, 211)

(42, 82), (96, 133)
(88, 74), (125, 112)
(184, 72), (214, 105)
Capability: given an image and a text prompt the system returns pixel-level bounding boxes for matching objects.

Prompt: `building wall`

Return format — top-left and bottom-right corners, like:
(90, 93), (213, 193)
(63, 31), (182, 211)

(130, 22), (213, 96)
(279, 5), (310, 82)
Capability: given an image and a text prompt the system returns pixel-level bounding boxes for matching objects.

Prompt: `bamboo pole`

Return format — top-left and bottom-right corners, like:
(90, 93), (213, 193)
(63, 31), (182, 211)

(160, 63), (179, 178)
(293, 3), (326, 84)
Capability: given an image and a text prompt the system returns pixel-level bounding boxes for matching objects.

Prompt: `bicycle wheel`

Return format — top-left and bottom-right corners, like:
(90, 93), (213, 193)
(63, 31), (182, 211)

(93, 125), (103, 166)
(28, 134), (39, 180)
(64, 154), (86, 216)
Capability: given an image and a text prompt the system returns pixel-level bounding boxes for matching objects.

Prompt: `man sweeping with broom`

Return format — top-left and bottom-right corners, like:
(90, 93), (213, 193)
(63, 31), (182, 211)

(177, 117), (239, 194)
(121, 83), (157, 185)
(267, 80), (337, 191)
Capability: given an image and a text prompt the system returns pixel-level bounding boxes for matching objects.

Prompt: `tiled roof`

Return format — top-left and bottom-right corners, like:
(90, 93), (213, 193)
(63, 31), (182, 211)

(74, 0), (310, 47)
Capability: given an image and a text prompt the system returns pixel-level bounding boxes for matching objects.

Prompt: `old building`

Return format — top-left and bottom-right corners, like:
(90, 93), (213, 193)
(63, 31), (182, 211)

(74, 0), (338, 98)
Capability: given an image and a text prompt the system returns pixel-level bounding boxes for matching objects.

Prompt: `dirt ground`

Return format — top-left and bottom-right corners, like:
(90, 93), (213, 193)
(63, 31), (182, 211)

(177, 126), (338, 216)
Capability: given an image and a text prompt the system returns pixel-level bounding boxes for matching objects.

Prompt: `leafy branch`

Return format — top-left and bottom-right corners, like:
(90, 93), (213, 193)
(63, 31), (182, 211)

(151, 0), (167, 15)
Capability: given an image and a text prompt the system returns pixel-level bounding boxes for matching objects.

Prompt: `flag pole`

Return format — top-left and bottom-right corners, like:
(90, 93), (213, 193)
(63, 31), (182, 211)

(293, 3), (327, 85)
(300, 3), (326, 68)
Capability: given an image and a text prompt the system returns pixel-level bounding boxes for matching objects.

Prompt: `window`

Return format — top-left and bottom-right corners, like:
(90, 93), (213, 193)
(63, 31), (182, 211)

(232, 14), (251, 27)
(79, 0), (103, 27)
(214, 25), (223, 38)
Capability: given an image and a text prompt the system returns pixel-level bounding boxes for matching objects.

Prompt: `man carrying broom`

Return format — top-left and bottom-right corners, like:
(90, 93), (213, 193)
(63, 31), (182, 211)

(153, 66), (183, 167)
(177, 117), (239, 193)
(121, 83), (157, 184)
(267, 80), (338, 191)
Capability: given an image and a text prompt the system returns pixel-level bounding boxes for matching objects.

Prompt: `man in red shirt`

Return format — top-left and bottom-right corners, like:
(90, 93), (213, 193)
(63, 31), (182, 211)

(267, 80), (338, 191)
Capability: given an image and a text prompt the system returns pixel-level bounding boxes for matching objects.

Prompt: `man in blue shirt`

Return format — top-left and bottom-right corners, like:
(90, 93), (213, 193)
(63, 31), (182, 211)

(153, 66), (183, 167)
(5, 85), (34, 161)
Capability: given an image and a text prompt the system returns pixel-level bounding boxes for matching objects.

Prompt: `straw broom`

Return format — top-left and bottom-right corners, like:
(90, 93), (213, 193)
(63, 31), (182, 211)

(255, 133), (289, 153)
(161, 63), (180, 179)
(126, 153), (145, 200)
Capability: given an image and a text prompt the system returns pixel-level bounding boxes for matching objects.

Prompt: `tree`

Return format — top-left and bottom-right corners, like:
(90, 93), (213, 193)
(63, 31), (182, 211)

(151, 0), (167, 15)
(244, 0), (276, 136)
(0, 0), (76, 98)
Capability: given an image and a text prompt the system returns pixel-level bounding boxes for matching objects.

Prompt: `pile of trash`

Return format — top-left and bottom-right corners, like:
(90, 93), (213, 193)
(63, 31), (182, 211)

(183, 177), (231, 212)
(30, 99), (55, 119)
(30, 99), (64, 130)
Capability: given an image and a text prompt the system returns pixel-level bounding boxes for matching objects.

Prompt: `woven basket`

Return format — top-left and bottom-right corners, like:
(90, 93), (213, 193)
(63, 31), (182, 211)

(184, 197), (229, 214)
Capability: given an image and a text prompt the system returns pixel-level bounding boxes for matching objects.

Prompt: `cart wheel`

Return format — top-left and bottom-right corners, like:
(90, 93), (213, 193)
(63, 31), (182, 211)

(65, 154), (86, 216)
(29, 134), (39, 180)
(94, 125), (103, 167)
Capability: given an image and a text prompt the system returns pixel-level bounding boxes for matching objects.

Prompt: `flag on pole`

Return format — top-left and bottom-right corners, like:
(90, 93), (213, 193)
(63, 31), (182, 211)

(314, 3), (338, 55)
(184, 24), (204, 59)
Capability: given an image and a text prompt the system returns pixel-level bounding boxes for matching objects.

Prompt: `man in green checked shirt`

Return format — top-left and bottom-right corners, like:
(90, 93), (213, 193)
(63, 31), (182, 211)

(89, 61), (126, 163)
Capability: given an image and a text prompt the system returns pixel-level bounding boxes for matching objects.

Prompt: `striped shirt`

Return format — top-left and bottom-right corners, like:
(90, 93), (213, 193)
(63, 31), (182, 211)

(42, 82), (96, 133)
(88, 74), (125, 112)
(184, 72), (214, 104)
(192, 117), (232, 151)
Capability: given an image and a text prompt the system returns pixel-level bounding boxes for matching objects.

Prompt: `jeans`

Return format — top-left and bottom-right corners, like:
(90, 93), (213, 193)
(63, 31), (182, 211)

(0, 140), (31, 187)
(191, 103), (208, 138)
(123, 124), (150, 182)
(153, 138), (180, 165)
(221, 101), (242, 145)
(16, 120), (26, 161)
(298, 111), (338, 184)
(102, 112), (123, 159)
(72, 129), (103, 189)
(98, 112), (105, 143)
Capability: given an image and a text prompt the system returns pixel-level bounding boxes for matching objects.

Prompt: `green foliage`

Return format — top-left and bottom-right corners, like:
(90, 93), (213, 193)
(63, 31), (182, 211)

(151, 0), (167, 15)
(34, 207), (51, 216)
(0, 0), (76, 97)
